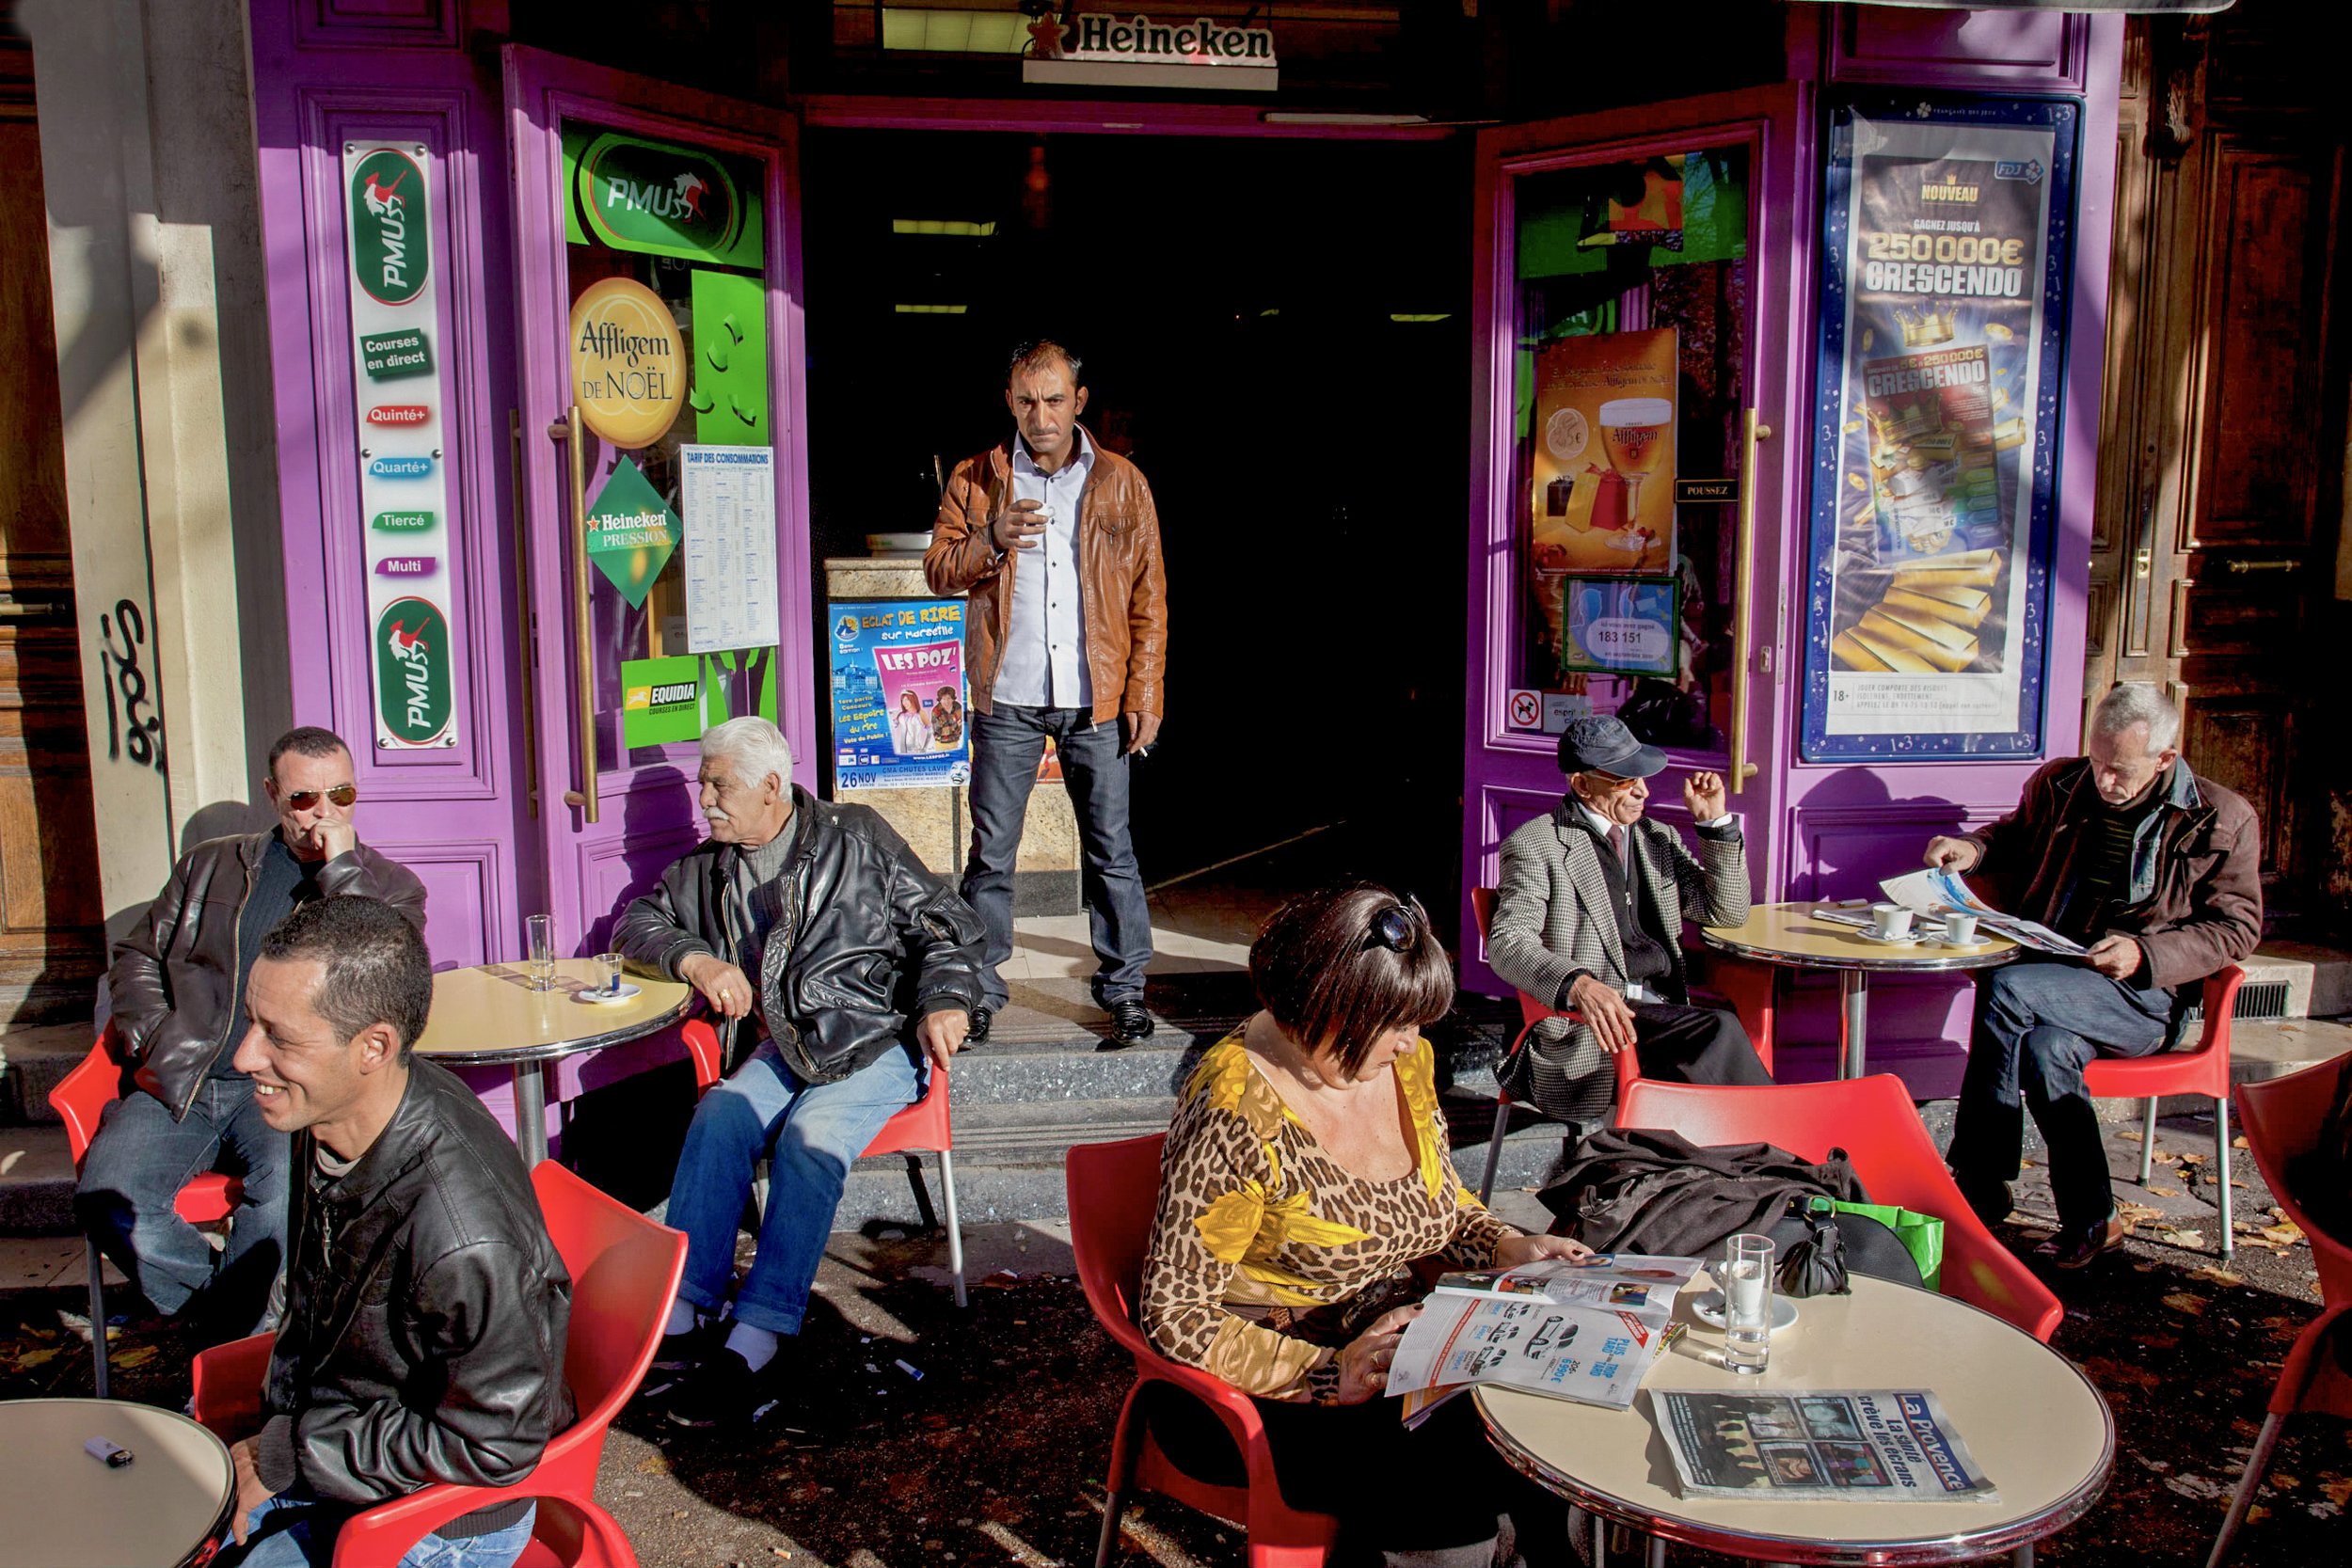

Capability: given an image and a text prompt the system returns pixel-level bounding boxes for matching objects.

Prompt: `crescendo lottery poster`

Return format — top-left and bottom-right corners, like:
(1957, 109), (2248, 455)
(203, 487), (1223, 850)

(1800, 97), (2080, 761)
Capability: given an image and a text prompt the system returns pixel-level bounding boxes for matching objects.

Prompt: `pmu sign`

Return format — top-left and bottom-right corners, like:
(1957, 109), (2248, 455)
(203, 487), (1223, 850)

(347, 148), (429, 306)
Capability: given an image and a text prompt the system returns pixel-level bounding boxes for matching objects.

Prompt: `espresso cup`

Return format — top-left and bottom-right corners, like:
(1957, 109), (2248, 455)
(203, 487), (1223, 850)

(1870, 903), (1915, 940)
(1943, 911), (1979, 945)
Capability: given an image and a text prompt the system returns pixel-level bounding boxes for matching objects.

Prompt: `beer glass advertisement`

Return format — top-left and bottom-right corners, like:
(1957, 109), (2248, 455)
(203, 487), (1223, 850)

(1800, 97), (2079, 762)
(1529, 328), (1678, 580)
(829, 598), (970, 791)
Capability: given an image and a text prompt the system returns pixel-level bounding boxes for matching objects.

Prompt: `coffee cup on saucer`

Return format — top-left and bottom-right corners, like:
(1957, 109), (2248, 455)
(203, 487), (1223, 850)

(1943, 911), (1979, 945)
(1869, 903), (1915, 940)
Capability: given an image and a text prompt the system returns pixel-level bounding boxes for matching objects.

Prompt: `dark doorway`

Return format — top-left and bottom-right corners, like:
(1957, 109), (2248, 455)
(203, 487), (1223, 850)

(802, 128), (1473, 929)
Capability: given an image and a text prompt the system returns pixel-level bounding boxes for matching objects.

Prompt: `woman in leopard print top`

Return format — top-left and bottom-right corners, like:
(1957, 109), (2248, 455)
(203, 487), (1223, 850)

(1136, 885), (1587, 1567)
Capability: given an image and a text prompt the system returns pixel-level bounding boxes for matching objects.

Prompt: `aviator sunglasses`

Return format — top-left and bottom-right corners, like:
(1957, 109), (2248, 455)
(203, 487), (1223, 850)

(280, 784), (359, 811)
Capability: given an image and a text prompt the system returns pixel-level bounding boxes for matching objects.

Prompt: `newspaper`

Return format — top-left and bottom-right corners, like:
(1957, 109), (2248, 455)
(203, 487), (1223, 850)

(1391, 1255), (1702, 1427)
(1878, 868), (2086, 956)
(1658, 1389), (1999, 1502)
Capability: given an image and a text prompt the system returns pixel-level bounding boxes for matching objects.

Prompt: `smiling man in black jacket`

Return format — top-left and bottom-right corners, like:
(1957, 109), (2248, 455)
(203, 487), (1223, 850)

(613, 716), (982, 1428)
(215, 895), (569, 1568)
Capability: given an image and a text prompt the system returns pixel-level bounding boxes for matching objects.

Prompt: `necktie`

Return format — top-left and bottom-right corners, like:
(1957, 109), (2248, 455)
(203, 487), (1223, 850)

(1606, 825), (1626, 865)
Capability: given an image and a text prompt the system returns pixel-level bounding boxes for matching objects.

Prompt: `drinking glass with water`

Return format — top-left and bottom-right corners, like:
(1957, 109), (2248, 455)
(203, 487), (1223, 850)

(1723, 1233), (1775, 1375)
(526, 914), (555, 991)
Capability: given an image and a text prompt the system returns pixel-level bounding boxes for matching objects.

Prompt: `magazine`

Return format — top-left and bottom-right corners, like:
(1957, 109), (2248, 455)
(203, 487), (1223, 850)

(1657, 1389), (1999, 1503)
(1391, 1254), (1703, 1428)
(1877, 867), (2086, 957)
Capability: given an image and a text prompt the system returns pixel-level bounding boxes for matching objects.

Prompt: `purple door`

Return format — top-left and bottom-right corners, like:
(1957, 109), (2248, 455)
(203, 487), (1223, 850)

(1460, 87), (1814, 992)
(501, 47), (816, 960)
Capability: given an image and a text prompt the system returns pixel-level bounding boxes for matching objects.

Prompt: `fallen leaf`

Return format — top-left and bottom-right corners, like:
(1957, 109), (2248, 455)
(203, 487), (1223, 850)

(2272, 1473), (2300, 1490)
(2233, 1135), (2250, 1148)
(2322, 1477), (2352, 1507)
(111, 1345), (157, 1370)
(2166, 1473), (2225, 1501)
(637, 1454), (673, 1475)
(2160, 1229), (2208, 1249)
(2085, 1355), (2162, 1391)
(2248, 1506), (2271, 1524)
(2261, 1223), (2306, 1246)
(2162, 1292), (2207, 1316)
(2120, 1129), (2145, 1142)
(2188, 1265), (2245, 1287)
(2150, 1185), (2184, 1197)
(2179, 1151), (2208, 1165)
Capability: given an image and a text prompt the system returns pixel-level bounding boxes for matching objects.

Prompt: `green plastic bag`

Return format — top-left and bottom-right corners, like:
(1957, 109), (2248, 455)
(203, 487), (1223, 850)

(1831, 1201), (1945, 1291)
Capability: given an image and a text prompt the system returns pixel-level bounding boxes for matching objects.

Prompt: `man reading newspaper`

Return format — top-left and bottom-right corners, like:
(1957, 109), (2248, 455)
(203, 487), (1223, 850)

(1923, 686), (2261, 1270)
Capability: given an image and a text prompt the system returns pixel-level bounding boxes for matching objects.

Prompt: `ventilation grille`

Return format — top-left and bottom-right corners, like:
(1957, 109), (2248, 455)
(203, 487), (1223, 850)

(2183, 979), (2291, 1024)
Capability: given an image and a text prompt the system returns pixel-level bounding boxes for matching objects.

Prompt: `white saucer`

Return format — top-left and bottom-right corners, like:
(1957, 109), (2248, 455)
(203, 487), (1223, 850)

(1692, 1291), (1800, 1333)
(1853, 928), (1925, 946)
(575, 982), (642, 1004)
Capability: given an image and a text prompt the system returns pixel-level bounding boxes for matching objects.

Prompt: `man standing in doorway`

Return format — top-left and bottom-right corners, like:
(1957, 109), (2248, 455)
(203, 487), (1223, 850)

(926, 341), (1168, 1049)
(81, 726), (427, 1340)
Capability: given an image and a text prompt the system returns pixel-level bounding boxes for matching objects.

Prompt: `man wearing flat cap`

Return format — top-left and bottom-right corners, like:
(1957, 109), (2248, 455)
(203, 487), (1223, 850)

(1486, 715), (1770, 1129)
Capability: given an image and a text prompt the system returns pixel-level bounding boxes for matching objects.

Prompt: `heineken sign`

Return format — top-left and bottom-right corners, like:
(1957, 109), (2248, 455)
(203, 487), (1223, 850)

(374, 597), (453, 746)
(577, 133), (744, 264)
(582, 457), (681, 610)
(343, 140), (462, 752)
(348, 149), (429, 306)
(1025, 12), (1279, 90)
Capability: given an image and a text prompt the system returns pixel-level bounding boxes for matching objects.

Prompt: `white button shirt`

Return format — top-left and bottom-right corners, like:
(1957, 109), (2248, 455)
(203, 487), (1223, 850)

(993, 431), (1095, 709)
(1574, 797), (1734, 1003)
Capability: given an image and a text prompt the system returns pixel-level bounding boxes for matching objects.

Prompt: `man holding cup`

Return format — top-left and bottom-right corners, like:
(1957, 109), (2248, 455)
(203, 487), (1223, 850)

(1486, 716), (1771, 1134)
(924, 340), (1168, 1049)
(1928, 685), (2262, 1269)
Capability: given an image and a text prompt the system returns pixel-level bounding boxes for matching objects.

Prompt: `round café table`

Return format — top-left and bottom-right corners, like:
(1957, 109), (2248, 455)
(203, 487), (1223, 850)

(1476, 1274), (2113, 1567)
(0, 1397), (234, 1567)
(412, 958), (691, 1164)
(1700, 903), (2017, 1080)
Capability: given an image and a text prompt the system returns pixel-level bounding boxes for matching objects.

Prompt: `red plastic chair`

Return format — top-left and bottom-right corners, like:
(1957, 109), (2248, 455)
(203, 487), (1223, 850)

(1470, 887), (1774, 1204)
(1069, 1133), (1340, 1568)
(2208, 1303), (2352, 1568)
(682, 1017), (965, 1307)
(1619, 1074), (2064, 1341)
(49, 1029), (245, 1400)
(190, 1160), (684, 1568)
(2081, 965), (2245, 1258)
(2233, 1053), (2352, 1305)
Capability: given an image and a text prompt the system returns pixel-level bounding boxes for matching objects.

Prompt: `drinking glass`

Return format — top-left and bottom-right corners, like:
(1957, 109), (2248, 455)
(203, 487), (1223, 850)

(596, 951), (623, 996)
(1723, 1233), (1775, 1375)
(1597, 396), (1672, 515)
(526, 913), (555, 992)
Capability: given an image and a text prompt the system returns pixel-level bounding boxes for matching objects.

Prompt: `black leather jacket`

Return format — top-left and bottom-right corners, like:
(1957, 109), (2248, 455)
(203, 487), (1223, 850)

(612, 785), (983, 1084)
(109, 831), (428, 1120)
(254, 1059), (572, 1513)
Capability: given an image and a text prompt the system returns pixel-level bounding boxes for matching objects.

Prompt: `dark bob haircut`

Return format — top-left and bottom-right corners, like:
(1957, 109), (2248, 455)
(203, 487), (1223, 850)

(260, 895), (434, 1062)
(1248, 882), (1454, 1075)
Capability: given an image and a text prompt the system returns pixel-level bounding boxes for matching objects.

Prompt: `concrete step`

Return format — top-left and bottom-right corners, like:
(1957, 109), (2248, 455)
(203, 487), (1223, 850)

(1, 1023), (94, 1126)
(0, 1123), (76, 1236)
(2244, 941), (2352, 1019)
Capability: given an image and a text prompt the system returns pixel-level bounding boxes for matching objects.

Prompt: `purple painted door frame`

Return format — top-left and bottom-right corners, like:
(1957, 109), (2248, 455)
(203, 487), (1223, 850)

(1459, 7), (2126, 1095)
(501, 46), (817, 961)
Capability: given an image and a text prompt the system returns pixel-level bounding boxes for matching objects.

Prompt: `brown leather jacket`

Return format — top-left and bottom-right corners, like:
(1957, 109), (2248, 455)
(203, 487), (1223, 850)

(923, 430), (1168, 724)
(1962, 756), (2262, 994)
(108, 831), (428, 1120)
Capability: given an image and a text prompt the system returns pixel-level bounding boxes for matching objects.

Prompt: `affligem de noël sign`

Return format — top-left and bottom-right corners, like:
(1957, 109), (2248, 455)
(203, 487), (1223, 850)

(343, 140), (460, 750)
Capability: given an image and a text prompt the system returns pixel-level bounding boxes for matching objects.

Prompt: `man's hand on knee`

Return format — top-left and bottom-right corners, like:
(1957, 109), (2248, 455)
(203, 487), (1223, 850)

(1566, 974), (1638, 1054)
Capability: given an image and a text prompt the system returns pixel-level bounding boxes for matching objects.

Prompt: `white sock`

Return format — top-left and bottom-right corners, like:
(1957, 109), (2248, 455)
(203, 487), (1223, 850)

(724, 1321), (780, 1373)
(664, 1299), (697, 1337)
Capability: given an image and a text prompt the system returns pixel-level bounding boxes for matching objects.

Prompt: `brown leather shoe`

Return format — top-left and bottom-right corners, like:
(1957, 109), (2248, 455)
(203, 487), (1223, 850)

(2042, 1212), (2125, 1271)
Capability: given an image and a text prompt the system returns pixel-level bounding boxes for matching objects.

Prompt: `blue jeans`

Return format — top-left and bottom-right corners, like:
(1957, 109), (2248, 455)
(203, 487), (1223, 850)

(962, 704), (1153, 1010)
(74, 1077), (288, 1325)
(217, 1495), (535, 1568)
(666, 1040), (921, 1334)
(1947, 956), (2173, 1233)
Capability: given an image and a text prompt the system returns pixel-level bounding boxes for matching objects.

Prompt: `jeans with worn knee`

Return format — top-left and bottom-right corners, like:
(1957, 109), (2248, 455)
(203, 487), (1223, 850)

(961, 704), (1152, 1011)
(1947, 955), (2172, 1233)
(666, 1039), (921, 1335)
(73, 1077), (288, 1327)
(216, 1496), (535, 1568)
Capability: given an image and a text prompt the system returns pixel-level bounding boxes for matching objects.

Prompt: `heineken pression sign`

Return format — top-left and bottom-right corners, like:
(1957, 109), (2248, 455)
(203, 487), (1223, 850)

(348, 149), (429, 306)
(343, 140), (462, 752)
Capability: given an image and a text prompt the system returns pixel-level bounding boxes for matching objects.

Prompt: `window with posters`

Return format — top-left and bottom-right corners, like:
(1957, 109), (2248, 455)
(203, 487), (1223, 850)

(1800, 96), (2081, 761)
(1510, 146), (1751, 752)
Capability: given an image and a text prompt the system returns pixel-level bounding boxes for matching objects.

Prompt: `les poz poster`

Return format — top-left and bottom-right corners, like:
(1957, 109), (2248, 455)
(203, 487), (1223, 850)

(1800, 97), (2080, 762)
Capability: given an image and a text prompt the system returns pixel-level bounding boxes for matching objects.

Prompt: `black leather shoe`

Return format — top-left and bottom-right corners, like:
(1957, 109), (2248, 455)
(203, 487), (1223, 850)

(650, 1317), (724, 1372)
(2041, 1212), (2125, 1271)
(966, 1006), (993, 1046)
(1104, 1000), (1155, 1049)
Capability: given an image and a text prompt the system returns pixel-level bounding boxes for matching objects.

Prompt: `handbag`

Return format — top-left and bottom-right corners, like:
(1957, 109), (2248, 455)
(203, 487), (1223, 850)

(1774, 1196), (1851, 1298)
(1830, 1200), (1945, 1290)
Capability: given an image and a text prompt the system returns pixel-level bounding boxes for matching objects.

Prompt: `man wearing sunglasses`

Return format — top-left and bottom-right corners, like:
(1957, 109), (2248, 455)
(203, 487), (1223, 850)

(1486, 715), (1770, 1136)
(79, 725), (426, 1343)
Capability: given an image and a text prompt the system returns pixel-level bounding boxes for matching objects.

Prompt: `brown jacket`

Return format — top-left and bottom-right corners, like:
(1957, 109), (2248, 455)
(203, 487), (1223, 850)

(923, 431), (1168, 725)
(1962, 756), (2262, 993)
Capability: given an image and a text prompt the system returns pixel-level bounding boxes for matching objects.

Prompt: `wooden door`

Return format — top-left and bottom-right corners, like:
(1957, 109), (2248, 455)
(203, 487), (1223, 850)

(0, 49), (103, 1023)
(2088, 19), (2344, 912)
